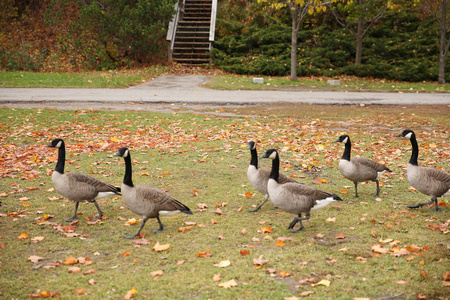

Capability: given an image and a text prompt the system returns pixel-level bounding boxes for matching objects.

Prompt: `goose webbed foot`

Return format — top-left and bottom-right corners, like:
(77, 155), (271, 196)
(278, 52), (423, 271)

(152, 217), (164, 233)
(64, 217), (77, 222)
(290, 225), (304, 233)
(125, 234), (139, 239)
(407, 200), (435, 209)
(288, 214), (308, 232)
(65, 202), (79, 222)
(270, 206), (279, 210)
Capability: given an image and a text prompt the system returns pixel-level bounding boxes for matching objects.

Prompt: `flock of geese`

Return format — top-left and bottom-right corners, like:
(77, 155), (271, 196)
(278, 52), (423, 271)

(46, 129), (449, 237)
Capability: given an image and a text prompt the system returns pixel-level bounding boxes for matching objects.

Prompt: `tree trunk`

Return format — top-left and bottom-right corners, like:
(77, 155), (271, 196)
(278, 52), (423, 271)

(290, 5), (299, 81)
(437, 0), (447, 84)
(355, 18), (364, 65)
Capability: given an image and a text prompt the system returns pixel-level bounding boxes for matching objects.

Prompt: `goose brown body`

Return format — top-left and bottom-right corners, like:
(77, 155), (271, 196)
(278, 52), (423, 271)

(335, 135), (391, 198)
(47, 138), (121, 222)
(261, 149), (342, 232)
(247, 141), (299, 212)
(114, 147), (192, 238)
(397, 129), (450, 211)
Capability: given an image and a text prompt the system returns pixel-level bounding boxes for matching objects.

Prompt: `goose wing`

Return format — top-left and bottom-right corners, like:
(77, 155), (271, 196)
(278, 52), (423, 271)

(68, 172), (121, 194)
(352, 157), (390, 172)
(284, 182), (336, 200)
(137, 186), (191, 213)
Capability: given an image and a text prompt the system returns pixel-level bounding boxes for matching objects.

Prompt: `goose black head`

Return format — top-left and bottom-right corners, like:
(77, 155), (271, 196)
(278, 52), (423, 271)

(396, 129), (415, 139)
(334, 135), (350, 144)
(248, 141), (256, 150)
(46, 138), (64, 148)
(260, 149), (278, 160)
(114, 147), (130, 158)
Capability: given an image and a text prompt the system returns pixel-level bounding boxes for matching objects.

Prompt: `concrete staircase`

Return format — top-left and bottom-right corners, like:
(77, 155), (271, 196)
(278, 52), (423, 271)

(168, 0), (216, 66)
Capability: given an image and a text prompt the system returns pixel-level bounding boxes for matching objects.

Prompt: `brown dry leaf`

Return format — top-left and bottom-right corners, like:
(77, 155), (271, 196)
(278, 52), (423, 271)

(30, 290), (59, 298)
(178, 226), (194, 232)
(300, 291), (314, 297)
(245, 192), (253, 198)
(184, 221), (197, 226)
(371, 244), (389, 254)
(211, 219), (218, 224)
(419, 259), (425, 266)
(196, 249), (212, 258)
(150, 270), (163, 276)
(218, 279), (237, 289)
(63, 257), (78, 265)
(419, 269), (428, 279)
(197, 203), (208, 209)
(122, 251), (132, 257)
(253, 255), (269, 266)
(316, 233), (325, 238)
(88, 279), (96, 285)
(240, 250), (250, 256)
(31, 236), (45, 243)
(124, 288), (138, 300)
(395, 280), (408, 286)
(390, 248), (410, 257)
(125, 218), (138, 226)
(83, 269), (96, 275)
(356, 257), (367, 262)
(260, 226), (273, 233)
(73, 288), (85, 295)
(213, 208), (223, 215)
(152, 241), (170, 252)
(277, 237), (294, 242)
(443, 271), (450, 281)
(177, 260), (185, 265)
(213, 260), (231, 268)
(325, 217), (336, 223)
(240, 228), (247, 235)
(279, 271), (290, 278)
(27, 256), (44, 264)
(335, 233), (346, 239)
(68, 266), (81, 273)
(252, 237), (260, 242)
(17, 232), (29, 240)
(275, 240), (285, 247)
(213, 274), (221, 282)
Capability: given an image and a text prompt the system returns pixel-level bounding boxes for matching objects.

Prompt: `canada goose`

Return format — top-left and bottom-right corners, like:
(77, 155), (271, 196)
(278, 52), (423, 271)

(261, 149), (342, 232)
(247, 141), (299, 212)
(396, 129), (450, 212)
(334, 135), (392, 198)
(46, 138), (121, 222)
(114, 147), (193, 238)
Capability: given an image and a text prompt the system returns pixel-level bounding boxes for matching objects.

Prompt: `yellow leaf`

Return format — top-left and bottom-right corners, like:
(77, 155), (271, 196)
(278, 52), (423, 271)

(124, 288), (138, 300)
(218, 279), (237, 288)
(312, 279), (330, 287)
(213, 260), (231, 268)
(152, 241), (170, 252)
(17, 232), (29, 240)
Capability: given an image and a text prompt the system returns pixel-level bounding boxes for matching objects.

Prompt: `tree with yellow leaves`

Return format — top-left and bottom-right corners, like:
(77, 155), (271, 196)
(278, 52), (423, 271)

(258, 0), (332, 80)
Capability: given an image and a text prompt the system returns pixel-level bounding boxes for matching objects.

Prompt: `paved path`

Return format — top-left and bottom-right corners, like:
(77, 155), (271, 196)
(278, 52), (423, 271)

(1, 75), (449, 105)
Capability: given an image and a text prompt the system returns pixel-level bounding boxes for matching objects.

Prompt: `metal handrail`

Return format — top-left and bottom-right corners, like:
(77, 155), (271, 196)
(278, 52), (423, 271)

(167, 0), (185, 62)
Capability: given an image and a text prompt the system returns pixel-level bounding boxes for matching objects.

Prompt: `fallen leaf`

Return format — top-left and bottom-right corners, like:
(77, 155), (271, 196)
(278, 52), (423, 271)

(316, 233), (325, 238)
(150, 270), (163, 276)
(63, 257), (78, 265)
(419, 269), (428, 279)
(300, 291), (314, 297)
(218, 279), (237, 288)
(260, 226), (273, 233)
(443, 271), (450, 281)
(177, 260), (185, 265)
(372, 244), (389, 254)
(279, 271), (290, 277)
(240, 250), (250, 256)
(196, 249), (212, 258)
(213, 274), (221, 282)
(68, 266), (81, 273)
(211, 219), (218, 224)
(240, 228), (247, 235)
(88, 279), (96, 285)
(31, 236), (45, 243)
(395, 280), (408, 285)
(125, 218), (138, 225)
(277, 237), (294, 241)
(213, 208), (223, 215)
(18, 232), (29, 240)
(83, 269), (96, 275)
(73, 288), (85, 295)
(30, 291), (59, 298)
(312, 279), (330, 287)
(335, 233), (345, 239)
(325, 217), (336, 223)
(214, 260), (231, 268)
(27, 256), (44, 263)
(253, 255), (269, 266)
(122, 251), (132, 257)
(245, 192), (253, 198)
(152, 241), (170, 252)
(275, 240), (285, 247)
(124, 288), (138, 300)
(178, 226), (194, 232)
(356, 257), (367, 262)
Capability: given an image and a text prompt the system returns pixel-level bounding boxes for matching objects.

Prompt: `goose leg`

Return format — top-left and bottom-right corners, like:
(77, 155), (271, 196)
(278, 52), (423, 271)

(288, 214), (310, 233)
(91, 200), (104, 221)
(352, 182), (359, 198)
(152, 216), (164, 233)
(125, 218), (148, 239)
(373, 180), (380, 199)
(249, 195), (269, 212)
(432, 198), (439, 212)
(64, 202), (80, 222)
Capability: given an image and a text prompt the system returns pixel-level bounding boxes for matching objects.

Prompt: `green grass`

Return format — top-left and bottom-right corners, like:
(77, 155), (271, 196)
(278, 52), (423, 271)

(0, 105), (449, 299)
(0, 66), (168, 88)
(204, 74), (450, 93)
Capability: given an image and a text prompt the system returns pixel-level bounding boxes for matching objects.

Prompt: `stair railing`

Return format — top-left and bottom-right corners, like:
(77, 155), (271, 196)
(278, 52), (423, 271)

(167, 0), (185, 62)
(209, 0), (217, 50)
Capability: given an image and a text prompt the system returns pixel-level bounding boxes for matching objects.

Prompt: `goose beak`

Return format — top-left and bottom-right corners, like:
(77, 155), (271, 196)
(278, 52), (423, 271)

(45, 144), (53, 148)
(333, 138), (340, 143)
(113, 152), (120, 157)
(395, 133), (403, 137)
(260, 154), (268, 159)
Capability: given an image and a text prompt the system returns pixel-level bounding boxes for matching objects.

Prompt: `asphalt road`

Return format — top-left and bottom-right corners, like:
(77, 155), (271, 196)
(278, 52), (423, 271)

(1, 75), (449, 106)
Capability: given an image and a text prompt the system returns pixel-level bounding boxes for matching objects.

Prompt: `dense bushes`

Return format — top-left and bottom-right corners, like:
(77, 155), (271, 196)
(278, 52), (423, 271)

(212, 10), (449, 82)
(0, 0), (176, 71)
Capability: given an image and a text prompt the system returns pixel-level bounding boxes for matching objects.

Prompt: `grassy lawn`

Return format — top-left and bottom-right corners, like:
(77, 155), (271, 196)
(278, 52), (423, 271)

(0, 105), (449, 299)
(204, 74), (450, 93)
(1, 68), (450, 93)
(0, 66), (169, 88)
